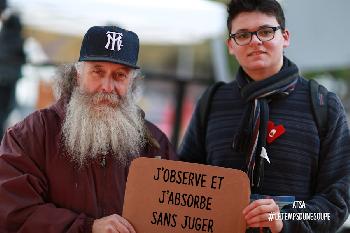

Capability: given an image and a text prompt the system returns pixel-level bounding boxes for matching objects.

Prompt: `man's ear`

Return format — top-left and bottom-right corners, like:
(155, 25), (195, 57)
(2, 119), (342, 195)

(282, 29), (290, 48)
(226, 38), (236, 56)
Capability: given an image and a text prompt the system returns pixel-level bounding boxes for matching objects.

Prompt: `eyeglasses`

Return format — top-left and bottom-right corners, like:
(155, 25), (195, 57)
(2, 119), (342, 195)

(229, 26), (282, 46)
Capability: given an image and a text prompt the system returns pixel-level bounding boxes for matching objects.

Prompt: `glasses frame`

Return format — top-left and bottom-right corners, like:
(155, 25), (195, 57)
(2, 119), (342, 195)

(229, 26), (282, 46)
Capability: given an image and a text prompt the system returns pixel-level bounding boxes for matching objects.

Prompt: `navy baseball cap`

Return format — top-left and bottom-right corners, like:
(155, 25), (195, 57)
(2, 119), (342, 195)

(79, 26), (140, 69)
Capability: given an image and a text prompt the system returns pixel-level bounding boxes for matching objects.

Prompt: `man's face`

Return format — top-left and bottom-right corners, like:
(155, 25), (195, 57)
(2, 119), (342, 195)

(77, 61), (133, 99)
(227, 11), (290, 80)
(62, 62), (145, 167)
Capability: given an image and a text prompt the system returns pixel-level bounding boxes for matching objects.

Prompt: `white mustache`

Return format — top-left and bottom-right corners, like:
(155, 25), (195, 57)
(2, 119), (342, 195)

(91, 92), (121, 105)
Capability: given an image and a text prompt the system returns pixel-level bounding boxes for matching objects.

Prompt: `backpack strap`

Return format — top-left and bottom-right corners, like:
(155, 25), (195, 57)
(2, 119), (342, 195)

(309, 79), (329, 139)
(198, 81), (225, 142)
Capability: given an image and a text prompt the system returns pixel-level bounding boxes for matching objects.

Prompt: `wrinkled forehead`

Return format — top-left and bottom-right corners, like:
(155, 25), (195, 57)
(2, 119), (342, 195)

(83, 61), (133, 73)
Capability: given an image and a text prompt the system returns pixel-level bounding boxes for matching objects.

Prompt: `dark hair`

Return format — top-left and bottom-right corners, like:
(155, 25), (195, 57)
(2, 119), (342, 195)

(227, 0), (285, 32)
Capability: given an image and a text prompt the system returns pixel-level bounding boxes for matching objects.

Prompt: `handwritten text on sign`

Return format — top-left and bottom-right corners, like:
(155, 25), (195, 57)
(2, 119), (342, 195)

(123, 158), (250, 233)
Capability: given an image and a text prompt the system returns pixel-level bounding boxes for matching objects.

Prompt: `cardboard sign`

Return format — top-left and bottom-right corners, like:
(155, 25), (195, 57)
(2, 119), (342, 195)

(123, 158), (250, 233)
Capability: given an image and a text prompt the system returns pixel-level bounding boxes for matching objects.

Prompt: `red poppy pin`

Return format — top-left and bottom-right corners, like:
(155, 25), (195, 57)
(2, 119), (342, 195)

(267, 120), (286, 144)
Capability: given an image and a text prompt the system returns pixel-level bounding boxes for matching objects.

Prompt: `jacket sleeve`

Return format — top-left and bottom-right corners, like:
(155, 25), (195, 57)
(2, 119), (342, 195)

(281, 93), (350, 233)
(0, 117), (94, 233)
(178, 99), (207, 164)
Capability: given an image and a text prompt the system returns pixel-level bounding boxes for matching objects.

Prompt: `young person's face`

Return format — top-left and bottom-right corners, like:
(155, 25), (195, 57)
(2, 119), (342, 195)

(227, 11), (290, 80)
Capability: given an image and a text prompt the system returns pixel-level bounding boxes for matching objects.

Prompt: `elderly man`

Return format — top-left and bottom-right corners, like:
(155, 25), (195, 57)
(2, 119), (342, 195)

(0, 26), (176, 233)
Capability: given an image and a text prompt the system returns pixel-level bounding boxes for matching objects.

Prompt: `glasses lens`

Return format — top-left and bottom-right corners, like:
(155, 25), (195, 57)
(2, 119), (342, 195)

(257, 28), (275, 41)
(234, 32), (251, 45)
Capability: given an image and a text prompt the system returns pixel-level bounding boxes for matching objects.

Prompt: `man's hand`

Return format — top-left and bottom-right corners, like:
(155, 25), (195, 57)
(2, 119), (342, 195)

(242, 199), (283, 233)
(92, 214), (136, 233)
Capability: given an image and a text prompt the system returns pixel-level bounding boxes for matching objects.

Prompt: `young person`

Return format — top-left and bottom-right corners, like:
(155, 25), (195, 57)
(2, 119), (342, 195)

(179, 0), (350, 232)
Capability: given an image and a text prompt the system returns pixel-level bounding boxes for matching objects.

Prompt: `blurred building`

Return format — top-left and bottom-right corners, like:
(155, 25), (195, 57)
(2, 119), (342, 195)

(281, 0), (350, 72)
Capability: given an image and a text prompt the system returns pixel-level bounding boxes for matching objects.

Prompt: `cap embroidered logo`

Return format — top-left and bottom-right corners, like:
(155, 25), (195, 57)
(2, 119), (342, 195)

(79, 26), (140, 69)
(105, 31), (123, 51)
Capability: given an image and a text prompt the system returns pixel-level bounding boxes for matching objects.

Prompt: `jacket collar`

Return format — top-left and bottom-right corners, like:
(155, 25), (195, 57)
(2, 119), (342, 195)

(49, 97), (68, 120)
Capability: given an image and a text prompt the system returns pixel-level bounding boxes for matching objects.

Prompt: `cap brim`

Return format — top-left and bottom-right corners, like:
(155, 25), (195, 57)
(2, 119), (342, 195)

(79, 57), (140, 69)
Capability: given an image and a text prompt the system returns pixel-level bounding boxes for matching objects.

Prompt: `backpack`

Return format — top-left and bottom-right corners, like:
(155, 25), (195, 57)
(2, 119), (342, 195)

(198, 79), (329, 141)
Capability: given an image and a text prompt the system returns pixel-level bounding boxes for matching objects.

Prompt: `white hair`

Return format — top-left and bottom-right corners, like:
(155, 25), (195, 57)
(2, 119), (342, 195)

(62, 81), (146, 167)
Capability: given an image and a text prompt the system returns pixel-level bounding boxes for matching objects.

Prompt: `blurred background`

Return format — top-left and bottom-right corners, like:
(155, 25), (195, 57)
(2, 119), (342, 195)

(0, 0), (350, 231)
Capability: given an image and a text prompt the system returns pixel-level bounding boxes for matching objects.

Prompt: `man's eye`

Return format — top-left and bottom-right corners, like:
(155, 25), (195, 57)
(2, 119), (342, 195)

(259, 29), (273, 37)
(236, 32), (250, 39)
(92, 70), (103, 75)
(115, 72), (127, 80)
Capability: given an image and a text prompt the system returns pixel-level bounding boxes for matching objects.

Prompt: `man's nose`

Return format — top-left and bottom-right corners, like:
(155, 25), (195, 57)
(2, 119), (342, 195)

(101, 78), (115, 93)
(250, 33), (262, 45)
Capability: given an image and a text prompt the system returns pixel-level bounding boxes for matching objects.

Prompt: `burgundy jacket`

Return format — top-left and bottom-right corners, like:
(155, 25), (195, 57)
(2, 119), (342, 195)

(0, 98), (177, 233)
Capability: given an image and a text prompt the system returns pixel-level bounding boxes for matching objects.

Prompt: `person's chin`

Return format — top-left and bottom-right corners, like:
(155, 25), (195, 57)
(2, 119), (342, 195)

(90, 104), (115, 115)
(246, 60), (268, 70)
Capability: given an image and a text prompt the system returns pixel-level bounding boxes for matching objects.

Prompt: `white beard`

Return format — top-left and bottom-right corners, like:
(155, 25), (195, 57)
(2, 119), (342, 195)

(62, 87), (146, 167)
